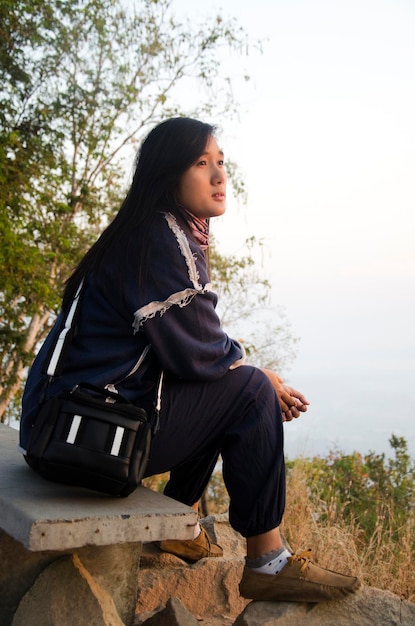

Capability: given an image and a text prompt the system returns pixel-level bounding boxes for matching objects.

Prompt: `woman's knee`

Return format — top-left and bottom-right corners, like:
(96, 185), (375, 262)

(231, 365), (279, 405)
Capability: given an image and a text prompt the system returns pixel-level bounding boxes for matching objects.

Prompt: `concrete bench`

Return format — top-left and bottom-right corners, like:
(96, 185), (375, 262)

(0, 423), (196, 626)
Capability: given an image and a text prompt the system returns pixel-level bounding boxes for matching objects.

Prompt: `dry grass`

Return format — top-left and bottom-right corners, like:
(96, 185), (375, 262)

(281, 461), (415, 602)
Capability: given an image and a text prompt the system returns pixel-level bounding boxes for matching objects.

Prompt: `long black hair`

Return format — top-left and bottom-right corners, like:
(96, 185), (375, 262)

(63, 117), (216, 308)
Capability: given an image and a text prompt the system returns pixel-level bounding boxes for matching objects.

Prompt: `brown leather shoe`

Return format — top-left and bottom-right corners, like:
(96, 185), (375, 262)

(239, 549), (361, 603)
(160, 526), (223, 562)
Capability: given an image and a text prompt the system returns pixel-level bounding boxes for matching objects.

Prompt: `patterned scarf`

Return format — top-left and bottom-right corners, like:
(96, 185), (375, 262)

(183, 209), (210, 251)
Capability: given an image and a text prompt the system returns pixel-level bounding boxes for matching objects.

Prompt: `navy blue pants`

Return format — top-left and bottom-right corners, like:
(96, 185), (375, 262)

(144, 366), (285, 538)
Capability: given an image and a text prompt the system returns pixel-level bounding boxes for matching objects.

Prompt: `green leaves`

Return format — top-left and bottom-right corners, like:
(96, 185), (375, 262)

(287, 435), (415, 542)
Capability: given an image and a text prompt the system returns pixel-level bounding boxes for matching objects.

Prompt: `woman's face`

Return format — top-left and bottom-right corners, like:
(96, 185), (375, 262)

(176, 135), (227, 219)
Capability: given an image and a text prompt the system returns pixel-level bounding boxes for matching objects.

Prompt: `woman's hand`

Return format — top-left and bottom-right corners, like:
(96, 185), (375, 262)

(261, 368), (310, 422)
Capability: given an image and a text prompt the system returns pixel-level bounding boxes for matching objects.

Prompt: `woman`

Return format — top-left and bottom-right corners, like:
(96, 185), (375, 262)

(20, 117), (360, 602)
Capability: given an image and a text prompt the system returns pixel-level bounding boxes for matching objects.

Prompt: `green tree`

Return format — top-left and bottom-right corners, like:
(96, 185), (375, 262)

(210, 238), (298, 372)
(0, 0), (253, 421)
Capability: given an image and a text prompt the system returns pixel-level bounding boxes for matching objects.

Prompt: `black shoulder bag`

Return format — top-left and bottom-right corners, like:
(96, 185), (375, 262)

(23, 282), (162, 497)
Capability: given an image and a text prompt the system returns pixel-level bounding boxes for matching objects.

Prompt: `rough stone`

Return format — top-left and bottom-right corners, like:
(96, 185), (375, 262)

(140, 597), (200, 626)
(233, 586), (415, 626)
(75, 542), (142, 625)
(202, 514), (246, 560)
(0, 530), (57, 626)
(12, 555), (125, 626)
(136, 552), (247, 620)
(136, 516), (249, 623)
(0, 528), (141, 626)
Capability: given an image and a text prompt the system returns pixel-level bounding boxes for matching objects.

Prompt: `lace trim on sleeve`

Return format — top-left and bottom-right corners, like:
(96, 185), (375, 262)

(132, 213), (212, 333)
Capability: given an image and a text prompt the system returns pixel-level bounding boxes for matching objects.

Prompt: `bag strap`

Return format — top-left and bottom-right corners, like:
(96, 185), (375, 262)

(152, 370), (164, 433)
(46, 280), (84, 378)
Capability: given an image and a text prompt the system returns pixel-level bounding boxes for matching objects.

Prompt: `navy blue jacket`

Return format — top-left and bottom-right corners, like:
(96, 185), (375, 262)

(19, 212), (244, 449)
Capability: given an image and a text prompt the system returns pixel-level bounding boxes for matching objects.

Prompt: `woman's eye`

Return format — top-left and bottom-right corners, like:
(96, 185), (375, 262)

(218, 160), (224, 166)
(197, 160), (207, 166)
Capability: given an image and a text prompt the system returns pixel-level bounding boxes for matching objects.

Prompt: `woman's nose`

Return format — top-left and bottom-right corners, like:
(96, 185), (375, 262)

(211, 165), (226, 184)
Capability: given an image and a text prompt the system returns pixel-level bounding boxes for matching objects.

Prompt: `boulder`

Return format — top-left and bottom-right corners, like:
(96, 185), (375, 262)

(233, 586), (415, 626)
(12, 555), (125, 626)
(136, 515), (248, 622)
(140, 597), (200, 625)
(136, 548), (247, 620)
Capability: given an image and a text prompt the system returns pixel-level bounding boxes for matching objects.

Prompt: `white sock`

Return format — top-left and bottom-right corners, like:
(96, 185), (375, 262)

(193, 522), (201, 539)
(247, 548), (291, 575)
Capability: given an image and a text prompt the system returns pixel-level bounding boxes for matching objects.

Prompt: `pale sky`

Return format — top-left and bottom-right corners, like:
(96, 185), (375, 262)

(172, 0), (415, 458)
